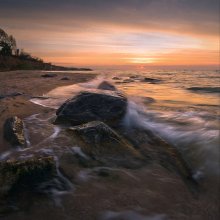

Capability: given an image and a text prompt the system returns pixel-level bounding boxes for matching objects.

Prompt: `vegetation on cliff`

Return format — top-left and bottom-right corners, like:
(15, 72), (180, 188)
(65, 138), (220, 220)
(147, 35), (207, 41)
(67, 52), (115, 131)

(0, 28), (92, 71)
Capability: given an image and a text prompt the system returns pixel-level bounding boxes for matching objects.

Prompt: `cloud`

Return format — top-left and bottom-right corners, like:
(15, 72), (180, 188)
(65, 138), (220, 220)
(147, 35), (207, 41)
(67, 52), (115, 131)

(0, 0), (218, 66)
(1, 0), (219, 37)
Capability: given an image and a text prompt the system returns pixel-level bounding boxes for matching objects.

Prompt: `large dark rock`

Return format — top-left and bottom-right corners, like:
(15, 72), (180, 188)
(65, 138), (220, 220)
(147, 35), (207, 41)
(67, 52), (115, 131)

(55, 91), (128, 126)
(97, 81), (116, 91)
(3, 116), (26, 147)
(68, 121), (143, 168)
(0, 156), (56, 197)
(119, 127), (198, 192)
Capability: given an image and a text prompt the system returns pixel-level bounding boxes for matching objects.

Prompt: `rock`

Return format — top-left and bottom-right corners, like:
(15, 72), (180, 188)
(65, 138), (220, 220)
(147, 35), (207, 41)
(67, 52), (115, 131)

(0, 92), (23, 100)
(55, 91), (128, 126)
(67, 121), (143, 168)
(0, 156), (56, 196)
(112, 76), (121, 80)
(31, 95), (50, 100)
(97, 81), (117, 91)
(119, 127), (198, 192)
(129, 75), (140, 79)
(41, 73), (57, 78)
(122, 79), (134, 83)
(142, 97), (156, 104)
(142, 77), (162, 84)
(60, 77), (70, 80)
(3, 116), (26, 147)
(187, 87), (220, 93)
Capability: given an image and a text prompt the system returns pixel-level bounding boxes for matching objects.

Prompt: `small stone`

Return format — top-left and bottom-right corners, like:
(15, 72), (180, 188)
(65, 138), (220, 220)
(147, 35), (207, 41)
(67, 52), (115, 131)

(60, 77), (70, 80)
(97, 81), (116, 91)
(3, 116), (26, 147)
(41, 73), (57, 78)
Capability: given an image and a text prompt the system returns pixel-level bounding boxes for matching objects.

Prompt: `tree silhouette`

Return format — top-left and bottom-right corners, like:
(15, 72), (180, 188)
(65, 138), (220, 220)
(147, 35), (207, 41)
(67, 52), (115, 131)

(0, 28), (17, 56)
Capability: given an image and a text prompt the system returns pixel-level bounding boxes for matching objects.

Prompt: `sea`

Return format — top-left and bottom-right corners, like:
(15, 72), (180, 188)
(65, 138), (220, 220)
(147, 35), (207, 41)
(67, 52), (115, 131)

(31, 68), (220, 176)
(1, 67), (219, 219)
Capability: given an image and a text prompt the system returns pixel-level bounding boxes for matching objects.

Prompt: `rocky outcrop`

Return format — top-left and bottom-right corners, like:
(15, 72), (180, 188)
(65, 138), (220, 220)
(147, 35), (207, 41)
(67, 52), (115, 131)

(68, 121), (143, 168)
(0, 156), (56, 197)
(55, 91), (127, 126)
(3, 116), (26, 147)
(97, 81), (116, 91)
(119, 127), (198, 192)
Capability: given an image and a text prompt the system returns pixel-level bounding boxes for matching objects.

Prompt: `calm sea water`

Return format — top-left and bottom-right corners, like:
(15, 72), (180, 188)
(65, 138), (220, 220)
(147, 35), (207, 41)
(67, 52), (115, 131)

(32, 69), (220, 176)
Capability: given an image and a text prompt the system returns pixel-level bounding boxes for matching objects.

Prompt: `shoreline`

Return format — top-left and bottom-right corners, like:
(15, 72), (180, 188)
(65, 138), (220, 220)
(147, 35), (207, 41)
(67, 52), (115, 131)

(0, 70), (219, 220)
(0, 70), (97, 153)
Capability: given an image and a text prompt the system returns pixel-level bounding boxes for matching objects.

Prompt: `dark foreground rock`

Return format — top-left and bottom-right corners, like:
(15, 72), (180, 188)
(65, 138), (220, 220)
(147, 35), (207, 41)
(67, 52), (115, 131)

(68, 121), (143, 168)
(3, 116), (26, 147)
(0, 156), (56, 197)
(120, 127), (198, 192)
(55, 91), (128, 126)
(41, 73), (57, 78)
(97, 81), (117, 91)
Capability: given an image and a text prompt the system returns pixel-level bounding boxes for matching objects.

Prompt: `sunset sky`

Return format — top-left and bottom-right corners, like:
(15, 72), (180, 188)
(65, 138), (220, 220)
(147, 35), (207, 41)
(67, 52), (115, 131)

(0, 0), (219, 67)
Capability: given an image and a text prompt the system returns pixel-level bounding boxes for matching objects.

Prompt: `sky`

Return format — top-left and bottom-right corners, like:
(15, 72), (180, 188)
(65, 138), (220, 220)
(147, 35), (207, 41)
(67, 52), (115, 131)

(0, 0), (219, 67)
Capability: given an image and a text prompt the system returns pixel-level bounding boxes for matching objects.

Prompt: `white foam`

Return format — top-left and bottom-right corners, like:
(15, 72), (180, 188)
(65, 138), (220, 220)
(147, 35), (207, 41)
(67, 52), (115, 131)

(101, 210), (167, 220)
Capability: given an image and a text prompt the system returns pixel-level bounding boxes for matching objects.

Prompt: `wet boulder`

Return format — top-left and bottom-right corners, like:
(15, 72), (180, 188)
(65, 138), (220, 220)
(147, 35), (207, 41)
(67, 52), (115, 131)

(97, 81), (116, 91)
(68, 121), (143, 168)
(0, 156), (56, 197)
(55, 91), (128, 126)
(3, 116), (26, 147)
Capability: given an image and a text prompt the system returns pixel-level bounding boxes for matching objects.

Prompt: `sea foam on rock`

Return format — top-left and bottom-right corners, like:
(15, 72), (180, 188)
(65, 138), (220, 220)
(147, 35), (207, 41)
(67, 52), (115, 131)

(67, 121), (144, 168)
(55, 90), (127, 126)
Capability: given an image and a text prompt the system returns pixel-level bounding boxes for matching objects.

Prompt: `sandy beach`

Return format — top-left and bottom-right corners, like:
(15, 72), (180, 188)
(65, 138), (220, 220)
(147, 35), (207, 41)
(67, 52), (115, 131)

(0, 70), (97, 153)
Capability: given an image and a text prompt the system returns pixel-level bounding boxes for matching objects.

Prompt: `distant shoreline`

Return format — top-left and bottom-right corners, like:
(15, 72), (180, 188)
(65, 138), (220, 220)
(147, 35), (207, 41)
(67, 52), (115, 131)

(0, 55), (92, 72)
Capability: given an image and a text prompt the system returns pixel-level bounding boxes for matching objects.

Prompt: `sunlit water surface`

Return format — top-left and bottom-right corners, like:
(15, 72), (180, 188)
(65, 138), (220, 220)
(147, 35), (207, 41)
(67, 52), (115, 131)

(31, 69), (220, 175)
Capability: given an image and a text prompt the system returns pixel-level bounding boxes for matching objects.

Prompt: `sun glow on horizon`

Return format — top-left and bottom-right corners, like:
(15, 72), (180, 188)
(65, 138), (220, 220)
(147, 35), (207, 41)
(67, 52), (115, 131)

(128, 57), (156, 64)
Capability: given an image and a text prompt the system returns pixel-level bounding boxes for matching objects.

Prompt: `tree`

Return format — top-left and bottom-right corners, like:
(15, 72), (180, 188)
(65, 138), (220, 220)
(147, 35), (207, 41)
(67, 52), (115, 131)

(0, 28), (17, 56)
